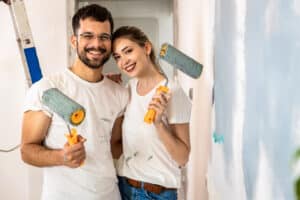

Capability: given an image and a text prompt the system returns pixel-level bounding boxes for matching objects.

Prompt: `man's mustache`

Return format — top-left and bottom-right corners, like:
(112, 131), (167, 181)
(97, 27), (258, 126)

(85, 47), (107, 54)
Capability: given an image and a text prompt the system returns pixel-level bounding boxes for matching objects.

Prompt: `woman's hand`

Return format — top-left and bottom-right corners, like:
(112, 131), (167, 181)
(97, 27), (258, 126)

(148, 90), (171, 125)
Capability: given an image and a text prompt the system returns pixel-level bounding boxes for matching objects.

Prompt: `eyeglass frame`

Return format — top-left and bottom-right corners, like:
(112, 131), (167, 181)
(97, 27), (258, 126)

(77, 32), (112, 42)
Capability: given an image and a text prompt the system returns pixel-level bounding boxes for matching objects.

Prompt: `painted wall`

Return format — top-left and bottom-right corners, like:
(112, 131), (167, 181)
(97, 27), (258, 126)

(0, 1), (68, 200)
(209, 0), (300, 199)
(174, 0), (214, 199)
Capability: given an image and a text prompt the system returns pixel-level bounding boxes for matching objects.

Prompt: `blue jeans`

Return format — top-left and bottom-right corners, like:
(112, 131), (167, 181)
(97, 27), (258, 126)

(118, 176), (177, 200)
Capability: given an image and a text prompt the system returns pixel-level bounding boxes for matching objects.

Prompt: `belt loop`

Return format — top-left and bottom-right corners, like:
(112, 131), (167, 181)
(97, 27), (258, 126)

(141, 181), (144, 189)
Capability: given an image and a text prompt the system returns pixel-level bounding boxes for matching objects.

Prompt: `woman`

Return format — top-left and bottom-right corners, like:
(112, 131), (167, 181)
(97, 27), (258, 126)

(111, 26), (191, 200)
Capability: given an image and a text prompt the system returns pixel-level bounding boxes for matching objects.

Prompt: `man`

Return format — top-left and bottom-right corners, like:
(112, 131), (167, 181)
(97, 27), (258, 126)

(21, 4), (128, 200)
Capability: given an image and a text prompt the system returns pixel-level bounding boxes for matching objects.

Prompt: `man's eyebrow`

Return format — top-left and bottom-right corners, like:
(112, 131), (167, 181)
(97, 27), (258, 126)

(81, 32), (111, 35)
(80, 32), (93, 35)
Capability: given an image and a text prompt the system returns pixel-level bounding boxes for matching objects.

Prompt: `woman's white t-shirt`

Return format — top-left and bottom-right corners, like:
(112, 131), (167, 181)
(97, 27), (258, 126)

(117, 78), (191, 188)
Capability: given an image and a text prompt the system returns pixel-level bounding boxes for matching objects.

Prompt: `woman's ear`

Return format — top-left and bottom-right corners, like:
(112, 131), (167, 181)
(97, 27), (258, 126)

(144, 41), (152, 56)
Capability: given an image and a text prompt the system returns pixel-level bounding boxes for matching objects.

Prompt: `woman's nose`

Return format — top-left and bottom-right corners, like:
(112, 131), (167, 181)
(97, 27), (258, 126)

(120, 57), (129, 69)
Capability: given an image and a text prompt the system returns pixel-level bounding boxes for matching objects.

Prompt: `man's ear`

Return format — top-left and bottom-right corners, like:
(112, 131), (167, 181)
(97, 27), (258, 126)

(144, 41), (152, 56)
(71, 35), (77, 49)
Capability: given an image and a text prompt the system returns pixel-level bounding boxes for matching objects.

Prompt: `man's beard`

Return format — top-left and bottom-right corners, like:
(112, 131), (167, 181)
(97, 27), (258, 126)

(77, 47), (110, 69)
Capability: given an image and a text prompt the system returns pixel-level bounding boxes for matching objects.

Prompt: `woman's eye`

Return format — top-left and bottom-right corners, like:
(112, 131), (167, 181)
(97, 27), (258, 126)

(113, 55), (120, 61)
(125, 49), (133, 54)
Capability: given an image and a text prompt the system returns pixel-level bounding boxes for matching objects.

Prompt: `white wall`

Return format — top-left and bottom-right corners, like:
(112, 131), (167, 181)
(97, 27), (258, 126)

(0, 1), (68, 199)
(174, 0), (214, 199)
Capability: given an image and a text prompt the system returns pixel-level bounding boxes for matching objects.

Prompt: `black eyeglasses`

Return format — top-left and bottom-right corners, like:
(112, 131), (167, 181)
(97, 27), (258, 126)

(78, 33), (112, 42)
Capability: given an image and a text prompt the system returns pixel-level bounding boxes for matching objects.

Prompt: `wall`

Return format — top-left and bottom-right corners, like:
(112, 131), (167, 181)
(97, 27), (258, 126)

(209, 0), (300, 199)
(0, 1), (68, 199)
(174, 0), (215, 199)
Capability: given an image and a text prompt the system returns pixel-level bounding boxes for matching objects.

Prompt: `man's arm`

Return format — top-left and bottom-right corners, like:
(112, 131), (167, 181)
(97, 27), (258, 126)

(110, 116), (124, 159)
(21, 110), (86, 168)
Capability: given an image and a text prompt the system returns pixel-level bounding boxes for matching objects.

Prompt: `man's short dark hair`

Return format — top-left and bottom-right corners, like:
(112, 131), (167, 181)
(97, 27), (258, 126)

(72, 4), (114, 35)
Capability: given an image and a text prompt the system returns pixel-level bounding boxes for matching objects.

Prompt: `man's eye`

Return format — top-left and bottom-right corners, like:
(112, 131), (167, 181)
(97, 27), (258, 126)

(100, 35), (110, 41)
(83, 35), (94, 40)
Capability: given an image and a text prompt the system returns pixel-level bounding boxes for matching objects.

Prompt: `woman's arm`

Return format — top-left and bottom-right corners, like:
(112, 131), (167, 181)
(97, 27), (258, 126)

(148, 91), (191, 167)
(110, 116), (124, 159)
(155, 122), (190, 167)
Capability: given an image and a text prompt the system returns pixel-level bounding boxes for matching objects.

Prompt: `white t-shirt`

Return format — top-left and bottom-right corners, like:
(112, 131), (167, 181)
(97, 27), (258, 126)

(117, 78), (191, 188)
(24, 69), (129, 200)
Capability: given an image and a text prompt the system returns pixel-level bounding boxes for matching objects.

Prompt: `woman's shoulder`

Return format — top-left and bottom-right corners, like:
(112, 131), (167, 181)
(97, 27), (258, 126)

(167, 78), (191, 104)
(127, 78), (138, 87)
(167, 78), (184, 93)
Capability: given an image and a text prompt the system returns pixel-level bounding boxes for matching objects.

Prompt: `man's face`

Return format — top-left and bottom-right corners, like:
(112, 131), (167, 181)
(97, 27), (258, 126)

(72, 18), (112, 69)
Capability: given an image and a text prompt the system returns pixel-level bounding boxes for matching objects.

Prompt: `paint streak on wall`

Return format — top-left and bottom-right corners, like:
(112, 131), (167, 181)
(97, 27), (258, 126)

(211, 0), (300, 199)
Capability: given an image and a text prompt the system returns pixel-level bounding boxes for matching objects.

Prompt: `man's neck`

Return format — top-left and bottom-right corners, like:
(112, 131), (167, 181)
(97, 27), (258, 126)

(70, 58), (103, 83)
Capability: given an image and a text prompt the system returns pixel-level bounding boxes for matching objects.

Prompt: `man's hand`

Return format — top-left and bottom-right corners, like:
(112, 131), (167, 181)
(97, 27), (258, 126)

(62, 135), (86, 168)
(1, 0), (11, 5)
(106, 73), (122, 84)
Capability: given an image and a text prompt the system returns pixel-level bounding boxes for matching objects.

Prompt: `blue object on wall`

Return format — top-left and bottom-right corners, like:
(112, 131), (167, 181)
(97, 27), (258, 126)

(24, 47), (42, 83)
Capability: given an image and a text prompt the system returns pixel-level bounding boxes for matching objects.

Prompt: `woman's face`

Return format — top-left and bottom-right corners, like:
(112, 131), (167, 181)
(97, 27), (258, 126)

(112, 38), (151, 78)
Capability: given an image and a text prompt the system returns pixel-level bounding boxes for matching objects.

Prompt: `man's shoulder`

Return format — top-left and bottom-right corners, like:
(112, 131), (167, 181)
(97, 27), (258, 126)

(29, 71), (67, 91)
(103, 77), (129, 105)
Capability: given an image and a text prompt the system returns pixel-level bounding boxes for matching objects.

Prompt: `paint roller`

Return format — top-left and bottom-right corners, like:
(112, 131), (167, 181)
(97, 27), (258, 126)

(42, 88), (85, 145)
(144, 43), (203, 124)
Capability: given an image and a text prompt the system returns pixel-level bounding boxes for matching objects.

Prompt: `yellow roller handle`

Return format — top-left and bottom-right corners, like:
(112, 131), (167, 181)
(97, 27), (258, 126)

(65, 128), (85, 165)
(144, 85), (169, 124)
(144, 109), (156, 124)
(65, 128), (78, 145)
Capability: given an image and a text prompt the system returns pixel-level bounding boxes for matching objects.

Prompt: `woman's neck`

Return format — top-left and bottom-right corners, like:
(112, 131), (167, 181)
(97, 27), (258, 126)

(136, 67), (165, 96)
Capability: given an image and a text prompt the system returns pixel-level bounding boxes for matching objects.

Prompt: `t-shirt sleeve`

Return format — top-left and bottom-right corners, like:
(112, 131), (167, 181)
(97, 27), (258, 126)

(167, 81), (192, 124)
(23, 79), (53, 117)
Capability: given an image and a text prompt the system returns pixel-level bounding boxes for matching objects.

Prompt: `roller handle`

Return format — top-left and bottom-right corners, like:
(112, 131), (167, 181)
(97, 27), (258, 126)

(144, 85), (169, 124)
(65, 128), (78, 146)
(65, 128), (85, 165)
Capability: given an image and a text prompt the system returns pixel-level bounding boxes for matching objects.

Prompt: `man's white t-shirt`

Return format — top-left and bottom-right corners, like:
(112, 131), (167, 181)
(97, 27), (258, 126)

(117, 78), (191, 188)
(24, 69), (128, 200)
